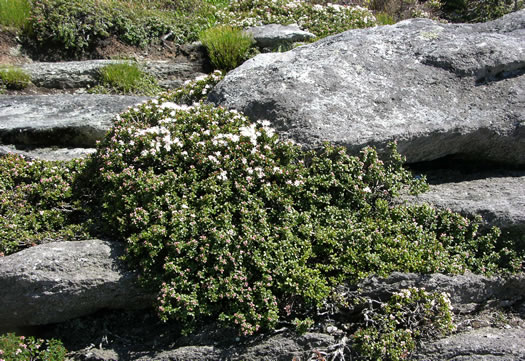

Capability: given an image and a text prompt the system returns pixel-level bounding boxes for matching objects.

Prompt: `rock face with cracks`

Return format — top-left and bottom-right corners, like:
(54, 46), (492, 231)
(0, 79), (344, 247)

(0, 239), (154, 331)
(209, 10), (525, 165)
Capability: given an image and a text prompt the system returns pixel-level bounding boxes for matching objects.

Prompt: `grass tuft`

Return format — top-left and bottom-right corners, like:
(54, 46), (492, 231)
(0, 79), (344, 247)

(0, 66), (31, 90)
(91, 62), (162, 95)
(0, 0), (31, 29)
(199, 25), (254, 71)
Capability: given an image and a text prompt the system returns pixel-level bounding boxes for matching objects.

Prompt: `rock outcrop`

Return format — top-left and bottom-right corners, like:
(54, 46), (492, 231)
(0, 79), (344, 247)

(21, 60), (205, 90)
(0, 94), (148, 148)
(209, 10), (525, 165)
(413, 327), (525, 360)
(0, 239), (154, 331)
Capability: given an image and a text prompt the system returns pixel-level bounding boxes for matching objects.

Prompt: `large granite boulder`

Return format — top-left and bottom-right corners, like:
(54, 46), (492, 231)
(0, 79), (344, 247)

(0, 240), (154, 331)
(209, 10), (525, 165)
(0, 94), (148, 147)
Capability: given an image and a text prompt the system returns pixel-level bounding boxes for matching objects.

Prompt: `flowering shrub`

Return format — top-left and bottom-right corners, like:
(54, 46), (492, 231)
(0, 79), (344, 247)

(0, 155), (92, 256)
(83, 95), (519, 336)
(166, 70), (224, 105)
(216, 0), (377, 39)
(0, 333), (66, 361)
(353, 288), (455, 360)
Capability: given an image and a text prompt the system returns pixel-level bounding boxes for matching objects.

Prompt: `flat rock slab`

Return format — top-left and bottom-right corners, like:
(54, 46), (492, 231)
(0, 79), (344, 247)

(0, 144), (96, 161)
(210, 10), (525, 165)
(352, 272), (525, 314)
(0, 94), (148, 147)
(21, 60), (203, 89)
(0, 239), (154, 331)
(413, 327), (525, 360)
(246, 24), (316, 49)
(401, 175), (525, 236)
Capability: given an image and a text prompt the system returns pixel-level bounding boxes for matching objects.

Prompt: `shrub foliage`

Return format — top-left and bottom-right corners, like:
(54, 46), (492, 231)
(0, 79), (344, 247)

(84, 92), (519, 335)
(0, 333), (67, 361)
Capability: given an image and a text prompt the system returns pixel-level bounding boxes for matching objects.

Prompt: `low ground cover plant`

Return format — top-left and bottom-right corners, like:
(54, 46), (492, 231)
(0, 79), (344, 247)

(0, 333), (67, 361)
(199, 26), (255, 71)
(90, 62), (162, 96)
(0, 66), (31, 91)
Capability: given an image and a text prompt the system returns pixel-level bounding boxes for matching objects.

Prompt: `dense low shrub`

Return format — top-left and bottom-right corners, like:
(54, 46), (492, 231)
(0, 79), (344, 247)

(0, 333), (67, 361)
(25, 0), (215, 58)
(441, 0), (524, 22)
(90, 62), (162, 96)
(0, 66), (31, 90)
(199, 26), (254, 71)
(0, 155), (92, 256)
(84, 94), (520, 335)
(216, 0), (377, 39)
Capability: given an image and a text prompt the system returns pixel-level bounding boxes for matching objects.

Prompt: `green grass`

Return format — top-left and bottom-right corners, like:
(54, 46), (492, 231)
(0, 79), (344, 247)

(91, 62), (163, 95)
(0, 66), (31, 90)
(0, 0), (31, 29)
(199, 25), (254, 71)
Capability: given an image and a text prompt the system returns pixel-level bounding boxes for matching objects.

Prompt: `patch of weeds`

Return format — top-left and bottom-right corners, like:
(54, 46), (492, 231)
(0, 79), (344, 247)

(0, 155), (93, 257)
(0, 66), (31, 90)
(199, 25), (254, 71)
(90, 62), (162, 96)
(352, 288), (455, 360)
(0, 0), (31, 30)
(0, 333), (67, 361)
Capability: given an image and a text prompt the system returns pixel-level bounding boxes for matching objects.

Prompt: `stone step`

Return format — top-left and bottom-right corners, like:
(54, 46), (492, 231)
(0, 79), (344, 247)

(20, 60), (205, 90)
(0, 144), (96, 161)
(400, 173), (525, 240)
(0, 94), (148, 148)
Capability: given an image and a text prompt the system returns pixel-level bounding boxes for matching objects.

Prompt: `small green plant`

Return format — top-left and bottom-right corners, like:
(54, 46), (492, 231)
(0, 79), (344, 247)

(353, 288), (455, 360)
(0, 66), (31, 90)
(91, 62), (162, 95)
(199, 25), (254, 71)
(0, 333), (67, 361)
(0, 0), (31, 29)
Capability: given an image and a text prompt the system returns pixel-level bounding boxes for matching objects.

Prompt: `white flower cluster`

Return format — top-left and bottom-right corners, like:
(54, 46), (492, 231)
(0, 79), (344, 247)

(133, 125), (183, 156)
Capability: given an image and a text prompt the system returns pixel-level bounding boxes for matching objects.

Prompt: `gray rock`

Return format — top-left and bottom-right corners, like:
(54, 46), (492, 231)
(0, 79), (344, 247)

(0, 144), (96, 161)
(246, 24), (316, 50)
(21, 60), (203, 89)
(350, 272), (525, 313)
(132, 332), (336, 361)
(400, 175), (525, 237)
(0, 239), (154, 331)
(413, 327), (525, 360)
(209, 11), (525, 165)
(0, 94), (148, 147)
